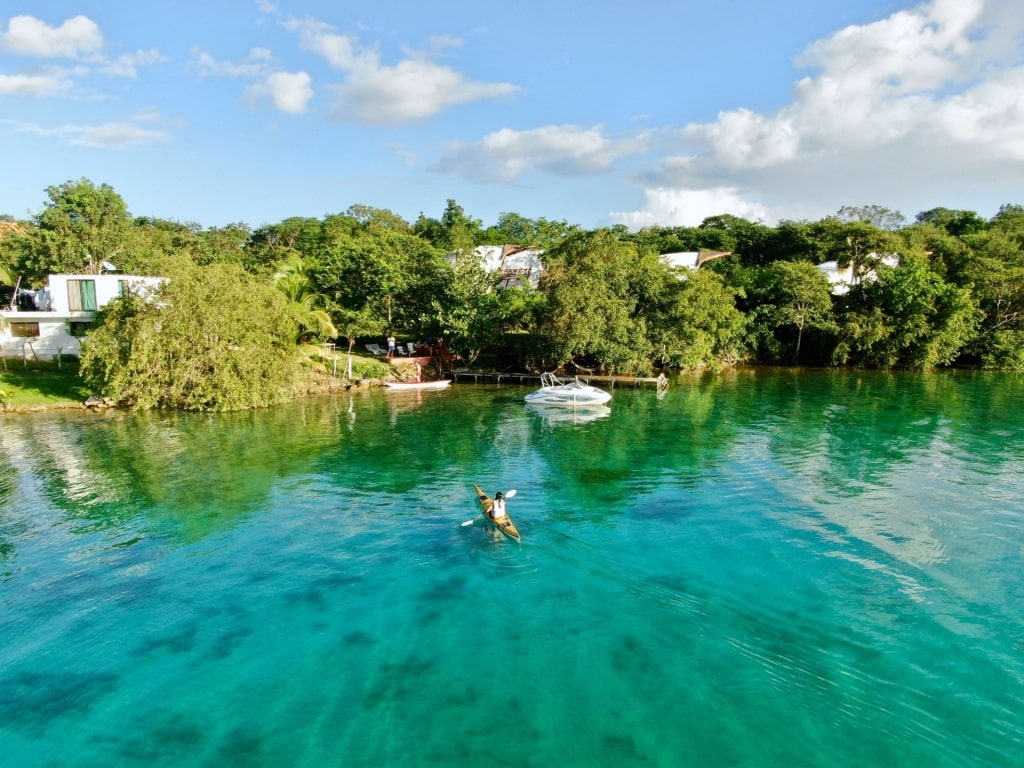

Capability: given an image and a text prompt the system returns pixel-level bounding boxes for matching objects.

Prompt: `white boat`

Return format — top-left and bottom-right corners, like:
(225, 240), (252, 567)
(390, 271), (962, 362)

(384, 379), (452, 390)
(523, 372), (612, 406)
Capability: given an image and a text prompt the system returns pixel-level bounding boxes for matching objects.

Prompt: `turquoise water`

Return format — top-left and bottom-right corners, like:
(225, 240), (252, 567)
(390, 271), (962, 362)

(2, 369), (1023, 767)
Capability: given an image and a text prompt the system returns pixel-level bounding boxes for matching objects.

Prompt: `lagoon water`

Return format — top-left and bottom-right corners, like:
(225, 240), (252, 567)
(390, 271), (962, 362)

(2, 369), (1023, 767)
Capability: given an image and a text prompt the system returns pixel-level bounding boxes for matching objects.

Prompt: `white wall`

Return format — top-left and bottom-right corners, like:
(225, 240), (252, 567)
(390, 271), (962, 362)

(1, 274), (164, 359)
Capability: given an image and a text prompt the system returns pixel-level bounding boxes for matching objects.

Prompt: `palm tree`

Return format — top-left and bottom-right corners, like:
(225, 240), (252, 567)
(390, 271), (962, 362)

(272, 255), (337, 342)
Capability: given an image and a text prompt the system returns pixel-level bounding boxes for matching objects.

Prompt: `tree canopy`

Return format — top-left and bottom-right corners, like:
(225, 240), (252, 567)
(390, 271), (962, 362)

(6, 180), (1024, 412)
(81, 262), (301, 411)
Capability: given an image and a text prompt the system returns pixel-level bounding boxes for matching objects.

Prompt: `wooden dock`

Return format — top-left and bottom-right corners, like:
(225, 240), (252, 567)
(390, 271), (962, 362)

(450, 371), (668, 390)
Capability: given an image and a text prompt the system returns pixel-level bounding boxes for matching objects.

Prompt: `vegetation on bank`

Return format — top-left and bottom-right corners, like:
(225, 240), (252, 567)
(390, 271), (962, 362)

(2, 179), (1024, 411)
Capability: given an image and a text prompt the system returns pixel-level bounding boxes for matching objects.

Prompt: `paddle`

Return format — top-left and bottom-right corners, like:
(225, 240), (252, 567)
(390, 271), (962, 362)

(461, 489), (516, 526)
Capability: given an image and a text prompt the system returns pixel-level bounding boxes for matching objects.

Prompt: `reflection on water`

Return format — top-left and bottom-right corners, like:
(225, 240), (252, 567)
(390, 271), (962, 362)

(1, 369), (1023, 767)
(525, 402), (612, 425)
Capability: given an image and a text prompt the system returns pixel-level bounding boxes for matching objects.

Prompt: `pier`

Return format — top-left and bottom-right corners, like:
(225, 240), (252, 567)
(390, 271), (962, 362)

(450, 371), (668, 390)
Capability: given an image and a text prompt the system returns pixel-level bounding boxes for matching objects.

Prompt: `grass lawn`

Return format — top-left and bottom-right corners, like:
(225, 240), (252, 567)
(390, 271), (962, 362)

(0, 360), (91, 409)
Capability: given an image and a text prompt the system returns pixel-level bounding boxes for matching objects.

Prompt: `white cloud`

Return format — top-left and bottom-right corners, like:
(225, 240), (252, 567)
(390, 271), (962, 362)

(0, 72), (67, 97)
(613, 0), (1024, 227)
(191, 46), (275, 78)
(0, 14), (103, 58)
(434, 125), (647, 182)
(283, 16), (521, 125)
(98, 49), (167, 79)
(245, 71), (314, 114)
(3, 117), (170, 148)
(62, 121), (171, 148)
(191, 46), (312, 115)
(610, 187), (770, 229)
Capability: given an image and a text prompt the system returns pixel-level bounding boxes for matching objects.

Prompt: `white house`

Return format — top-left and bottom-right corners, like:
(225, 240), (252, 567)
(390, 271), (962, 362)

(453, 244), (545, 289)
(1, 273), (164, 359)
(816, 253), (900, 295)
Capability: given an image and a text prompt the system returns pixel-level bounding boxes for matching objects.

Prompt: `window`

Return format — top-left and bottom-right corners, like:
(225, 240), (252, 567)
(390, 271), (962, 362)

(67, 279), (97, 311)
(9, 322), (40, 338)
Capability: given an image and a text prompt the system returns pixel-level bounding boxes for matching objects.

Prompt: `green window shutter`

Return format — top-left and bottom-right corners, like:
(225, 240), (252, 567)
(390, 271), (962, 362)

(81, 280), (97, 311)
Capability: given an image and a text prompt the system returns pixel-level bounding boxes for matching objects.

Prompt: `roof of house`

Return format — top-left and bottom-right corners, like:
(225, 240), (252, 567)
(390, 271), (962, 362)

(469, 244), (544, 289)
(0, 221), (27, 238)
(661, 250), (732, 271)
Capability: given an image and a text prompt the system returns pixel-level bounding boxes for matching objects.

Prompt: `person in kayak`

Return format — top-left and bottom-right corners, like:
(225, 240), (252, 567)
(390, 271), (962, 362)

(491, 491), (507, 519)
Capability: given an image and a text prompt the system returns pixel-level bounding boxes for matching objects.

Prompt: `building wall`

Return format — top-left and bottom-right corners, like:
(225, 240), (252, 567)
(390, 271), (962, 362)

(1, 274), (164, 359)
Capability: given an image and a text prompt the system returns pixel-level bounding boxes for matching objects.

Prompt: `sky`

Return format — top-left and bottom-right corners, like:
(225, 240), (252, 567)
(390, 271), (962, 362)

(1, 0), (1022, 231)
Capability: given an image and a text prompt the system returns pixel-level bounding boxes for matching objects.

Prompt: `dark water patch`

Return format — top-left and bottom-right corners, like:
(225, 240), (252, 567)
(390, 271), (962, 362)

(206, 624), (254, 661)
(416, 573), (469, 603)
(609, 634), (651, 676)
(415, 606), (443, 626)
(603, 734), (652, 765)
(362, 657), (440, 711)
(133, 621), (199, 657)
(443, 685), (481, 709)
(111, 535), (145, 549)
(0, 669), (120, 734)
(110, 711), (209, 764)
(282, 586), (327, 611)
(343, 630), (375, 648)
(214, 726), (266, 766)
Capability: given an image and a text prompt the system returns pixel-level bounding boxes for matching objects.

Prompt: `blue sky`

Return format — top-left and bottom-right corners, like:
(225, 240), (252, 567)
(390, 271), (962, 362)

(1, 0), (1022, 231)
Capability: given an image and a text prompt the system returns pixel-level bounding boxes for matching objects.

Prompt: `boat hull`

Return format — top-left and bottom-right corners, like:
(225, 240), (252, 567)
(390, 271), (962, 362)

(384, 380), (451, 390)
(523, 372), (611, 406)
(523, 388), (611, 405)
(473, 484), (521, 541)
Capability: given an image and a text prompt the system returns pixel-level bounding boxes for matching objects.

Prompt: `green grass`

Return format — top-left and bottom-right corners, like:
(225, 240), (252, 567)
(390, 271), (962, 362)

(0, 360), (92, 409)
(297, 343), (394, 380)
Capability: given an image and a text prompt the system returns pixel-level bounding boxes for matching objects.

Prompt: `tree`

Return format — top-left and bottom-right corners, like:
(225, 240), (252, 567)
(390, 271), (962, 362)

(244, 217), (324, 278)
(915, 207), (987, 237)
(697, 214), (775, 265)
(313, 213), (446, 337)
(806, 217), (900, 275)
(81, 262), (301, 411)
(765, 261), (836, 362)
(414, 199), (482, 254)
(272, 254), (337, 342)
(430, 252), (505, 366)
(652, 268), (746, 369)
(956, 229), (1024, 368)
(833, 257), (980, 369)
(836, 204), (906, 231)
(24, 179), (132, 278)
(479, 212), (579, 249)
(536, 230), (654, 372)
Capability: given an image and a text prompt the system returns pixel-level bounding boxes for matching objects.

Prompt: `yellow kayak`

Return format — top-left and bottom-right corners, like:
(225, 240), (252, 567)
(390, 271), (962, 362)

(473, 484), (521, 541)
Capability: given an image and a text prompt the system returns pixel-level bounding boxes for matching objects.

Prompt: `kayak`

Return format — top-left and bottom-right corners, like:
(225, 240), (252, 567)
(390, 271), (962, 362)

(473, 484), (521, 541)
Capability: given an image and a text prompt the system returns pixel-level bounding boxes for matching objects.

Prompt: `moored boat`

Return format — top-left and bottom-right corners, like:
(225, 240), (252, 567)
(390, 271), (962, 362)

(473, 484), (521, 541)
(384, 379), (452, 390)
(524, 372), (611, 406)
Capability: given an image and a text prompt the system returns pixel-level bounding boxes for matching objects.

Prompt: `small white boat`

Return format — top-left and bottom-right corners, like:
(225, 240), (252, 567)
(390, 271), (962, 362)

(384, 379), (452, 390)
(523, 372), (611, 406)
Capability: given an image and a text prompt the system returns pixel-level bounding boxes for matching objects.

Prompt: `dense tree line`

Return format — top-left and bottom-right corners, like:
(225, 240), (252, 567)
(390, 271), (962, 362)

(2, 179), (1024, 409)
